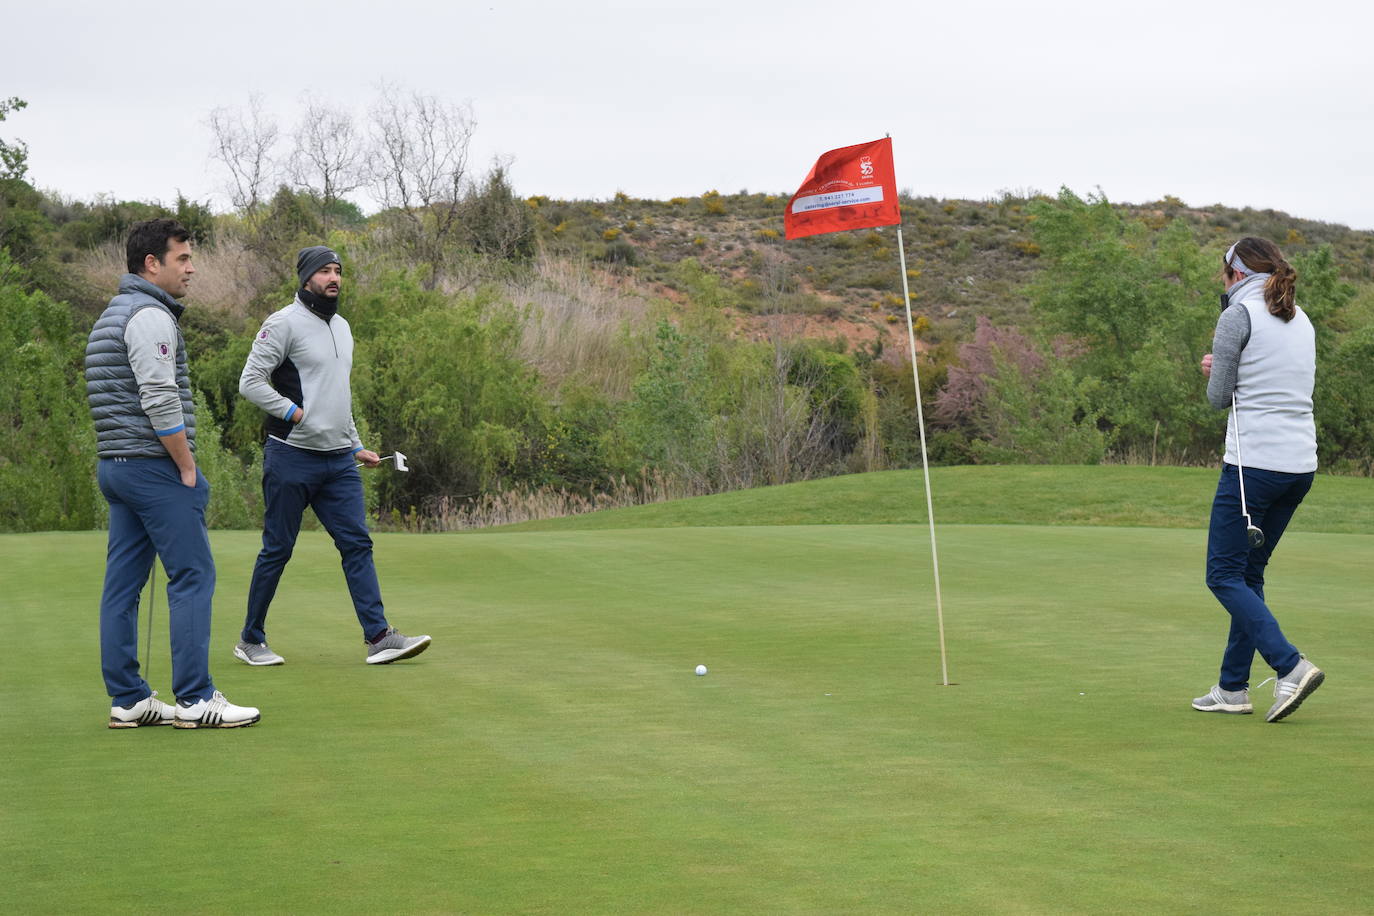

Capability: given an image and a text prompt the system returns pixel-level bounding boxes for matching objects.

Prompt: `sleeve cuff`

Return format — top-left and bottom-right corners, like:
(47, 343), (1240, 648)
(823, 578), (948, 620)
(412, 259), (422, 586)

(351, 446), (364, 455)
(155, 424), (186, 437)
(283, 405), (299, 421)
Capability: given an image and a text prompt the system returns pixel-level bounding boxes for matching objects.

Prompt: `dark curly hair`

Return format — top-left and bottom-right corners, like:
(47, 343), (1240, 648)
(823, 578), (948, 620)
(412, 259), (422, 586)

(126, 218), (191, 275)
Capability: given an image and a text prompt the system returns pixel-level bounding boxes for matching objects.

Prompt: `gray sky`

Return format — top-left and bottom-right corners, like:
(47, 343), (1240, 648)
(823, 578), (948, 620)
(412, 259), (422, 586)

(5, 0), (1373, 229)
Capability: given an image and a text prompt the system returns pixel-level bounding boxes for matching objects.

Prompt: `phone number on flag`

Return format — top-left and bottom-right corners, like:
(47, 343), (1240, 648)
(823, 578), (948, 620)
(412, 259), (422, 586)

(791, 186), (885, 214)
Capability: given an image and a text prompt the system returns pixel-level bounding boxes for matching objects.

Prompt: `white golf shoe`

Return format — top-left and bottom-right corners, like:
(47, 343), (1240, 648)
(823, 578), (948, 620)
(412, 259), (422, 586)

(108, 690), (176, 728)
(174, 691), (261, 729)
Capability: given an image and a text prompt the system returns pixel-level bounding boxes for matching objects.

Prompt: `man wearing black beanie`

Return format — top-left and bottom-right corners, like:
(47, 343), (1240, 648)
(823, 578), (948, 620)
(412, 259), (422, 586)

(235, 246), (431, 666)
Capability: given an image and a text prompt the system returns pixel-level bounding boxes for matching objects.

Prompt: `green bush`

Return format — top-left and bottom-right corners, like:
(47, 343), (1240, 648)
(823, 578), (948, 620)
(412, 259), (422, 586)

(0, 249), (101, 531)
(465, 166), (535, 261)
(193, 390), (263, 529)
(540, 384), (633, 493)
(622, 321), (713, 486)
(1315, 323), (1374, 473)
(1029, 190), (1221, 462)
(354, 275), (547, 511)
(970, 350), (1106, 465)
(671, 258), (737, 310)
(599, 239), (637, 266)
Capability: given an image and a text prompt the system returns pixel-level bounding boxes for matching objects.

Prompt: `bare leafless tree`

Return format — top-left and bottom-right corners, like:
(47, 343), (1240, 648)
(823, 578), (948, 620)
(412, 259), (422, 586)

(289, 96), (366, 231)
(207, 95), (280, 213)
(367, 85), (476, 288)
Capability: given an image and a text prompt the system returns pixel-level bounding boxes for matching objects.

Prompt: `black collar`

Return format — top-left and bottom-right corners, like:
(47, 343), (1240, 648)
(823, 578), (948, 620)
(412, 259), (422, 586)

(299, 287), (339, 321)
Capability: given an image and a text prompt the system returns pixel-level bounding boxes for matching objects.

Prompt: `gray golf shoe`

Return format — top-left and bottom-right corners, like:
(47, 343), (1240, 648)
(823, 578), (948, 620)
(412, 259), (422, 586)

(1192, 685), (1253, 714)
(365, 627), (432, 665)
(234, 641), (285, 666)
(1264, 657), (1324, 723)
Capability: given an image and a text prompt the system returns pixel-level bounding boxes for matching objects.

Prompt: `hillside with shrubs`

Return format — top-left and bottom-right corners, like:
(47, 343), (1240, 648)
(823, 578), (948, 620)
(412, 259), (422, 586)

(3, 92), (1373, 532)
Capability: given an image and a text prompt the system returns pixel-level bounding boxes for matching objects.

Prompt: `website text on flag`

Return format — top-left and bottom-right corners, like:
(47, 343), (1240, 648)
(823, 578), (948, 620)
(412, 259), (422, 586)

(784, 138), (901, 241)
(784, 137), (950, 686)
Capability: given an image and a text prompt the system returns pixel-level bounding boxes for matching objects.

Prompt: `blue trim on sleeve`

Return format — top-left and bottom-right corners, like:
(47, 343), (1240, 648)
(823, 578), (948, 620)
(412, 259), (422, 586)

(284, 405), (299, 421)
(351, 446), (363, 455)
(155, 424), (186, 437)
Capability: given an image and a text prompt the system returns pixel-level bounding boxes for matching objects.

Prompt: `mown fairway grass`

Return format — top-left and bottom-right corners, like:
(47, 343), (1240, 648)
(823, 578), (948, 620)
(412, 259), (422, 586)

(3, 466), (1371, 914)
(500, 465), (1374, 534)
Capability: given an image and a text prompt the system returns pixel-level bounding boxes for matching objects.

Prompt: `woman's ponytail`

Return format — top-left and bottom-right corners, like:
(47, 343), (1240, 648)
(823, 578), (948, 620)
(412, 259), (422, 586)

(1227, 237), (1298, 323)
(1265, 259), (1297, 322)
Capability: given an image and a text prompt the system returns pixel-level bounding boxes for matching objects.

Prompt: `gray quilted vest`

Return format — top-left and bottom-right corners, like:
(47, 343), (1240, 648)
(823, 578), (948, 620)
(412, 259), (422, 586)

(85, 274), (197, 458)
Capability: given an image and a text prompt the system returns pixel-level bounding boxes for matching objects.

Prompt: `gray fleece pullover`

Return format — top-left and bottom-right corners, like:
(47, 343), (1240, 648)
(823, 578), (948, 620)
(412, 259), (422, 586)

(239, 296), (363, 453)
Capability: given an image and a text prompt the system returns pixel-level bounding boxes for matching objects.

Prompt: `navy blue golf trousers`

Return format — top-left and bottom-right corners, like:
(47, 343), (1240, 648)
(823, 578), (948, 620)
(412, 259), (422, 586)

(242, 439), (388, 644)
(98, 457), (216, 706)
(1205, 463), (1312, 691)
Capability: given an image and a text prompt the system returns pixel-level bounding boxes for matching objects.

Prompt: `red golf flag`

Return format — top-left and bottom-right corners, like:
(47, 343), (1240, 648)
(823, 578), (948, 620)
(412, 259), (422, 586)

(784, 138), (901, 240)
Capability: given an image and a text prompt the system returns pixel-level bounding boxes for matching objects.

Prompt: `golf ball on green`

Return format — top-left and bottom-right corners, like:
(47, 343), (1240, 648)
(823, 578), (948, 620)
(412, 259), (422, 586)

(695, 664), (708, 676)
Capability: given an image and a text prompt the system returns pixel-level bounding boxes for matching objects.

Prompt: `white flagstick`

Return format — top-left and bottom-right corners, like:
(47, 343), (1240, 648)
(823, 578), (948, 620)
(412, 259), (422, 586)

(896, 226), (950, 686)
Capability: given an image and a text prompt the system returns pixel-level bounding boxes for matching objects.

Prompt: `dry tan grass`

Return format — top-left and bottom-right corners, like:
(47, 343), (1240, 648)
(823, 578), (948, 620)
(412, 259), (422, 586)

(384, 470), (701, 531)
(501, 257), (650, 398)
(351, 250), (649, 398)
(74, 234), (280, 321)
(75, 242), (127, 300)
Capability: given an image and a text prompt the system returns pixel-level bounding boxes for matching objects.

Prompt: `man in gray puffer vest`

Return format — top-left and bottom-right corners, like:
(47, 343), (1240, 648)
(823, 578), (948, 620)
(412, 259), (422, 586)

(85, 218), (259, 729)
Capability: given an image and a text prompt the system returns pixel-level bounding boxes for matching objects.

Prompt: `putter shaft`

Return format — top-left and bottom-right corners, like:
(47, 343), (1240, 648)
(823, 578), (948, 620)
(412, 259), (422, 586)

(1230, 393), (1265, 547)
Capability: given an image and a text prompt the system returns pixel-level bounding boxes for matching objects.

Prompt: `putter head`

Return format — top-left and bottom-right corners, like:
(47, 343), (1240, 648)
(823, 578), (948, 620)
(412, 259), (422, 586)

(1247, 525), (1265, 549)
(392, 451), (408, 472)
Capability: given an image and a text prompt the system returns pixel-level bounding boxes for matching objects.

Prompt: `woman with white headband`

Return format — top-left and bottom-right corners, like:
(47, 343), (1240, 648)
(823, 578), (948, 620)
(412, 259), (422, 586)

(1192, 236), (1324, 723)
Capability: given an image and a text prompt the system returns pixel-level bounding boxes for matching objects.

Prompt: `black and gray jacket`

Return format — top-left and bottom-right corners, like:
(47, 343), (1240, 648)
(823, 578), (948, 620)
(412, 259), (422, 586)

(84, 274), (196, 458)
(239, 295), (363, 453)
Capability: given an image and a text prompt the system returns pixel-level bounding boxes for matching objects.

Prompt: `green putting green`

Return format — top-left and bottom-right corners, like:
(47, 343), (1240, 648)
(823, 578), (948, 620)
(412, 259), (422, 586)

(3, 467), (1370, 913)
